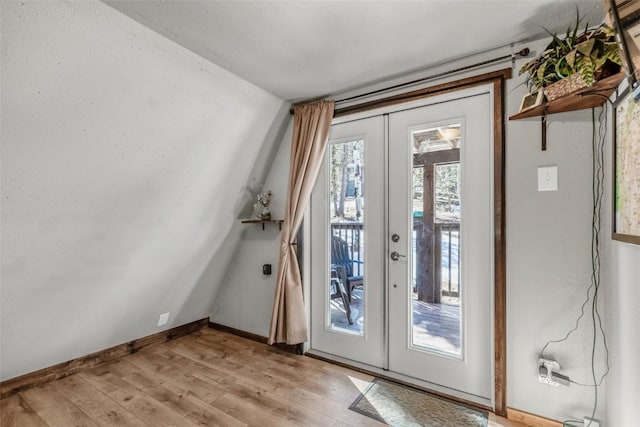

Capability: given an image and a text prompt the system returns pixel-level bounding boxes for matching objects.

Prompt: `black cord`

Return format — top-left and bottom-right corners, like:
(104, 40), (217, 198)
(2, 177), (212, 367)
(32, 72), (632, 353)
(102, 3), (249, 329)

(539, 104), (610, 427)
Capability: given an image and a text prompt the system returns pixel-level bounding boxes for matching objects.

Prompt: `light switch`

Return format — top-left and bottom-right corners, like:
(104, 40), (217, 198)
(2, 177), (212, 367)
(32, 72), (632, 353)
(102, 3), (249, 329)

(538, 166), (558, 191)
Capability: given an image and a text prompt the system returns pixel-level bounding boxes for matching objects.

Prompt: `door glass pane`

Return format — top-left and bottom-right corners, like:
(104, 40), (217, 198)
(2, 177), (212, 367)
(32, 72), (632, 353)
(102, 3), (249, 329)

(328, 139), (364, 335)
(411, 123), (462, 357)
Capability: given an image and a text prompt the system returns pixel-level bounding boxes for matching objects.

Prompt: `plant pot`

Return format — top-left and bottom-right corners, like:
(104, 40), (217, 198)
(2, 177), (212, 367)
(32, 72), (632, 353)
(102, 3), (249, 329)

(260, 208), (271, 221)
(543, 73), (589, 101)
(543, 62), (620, 101)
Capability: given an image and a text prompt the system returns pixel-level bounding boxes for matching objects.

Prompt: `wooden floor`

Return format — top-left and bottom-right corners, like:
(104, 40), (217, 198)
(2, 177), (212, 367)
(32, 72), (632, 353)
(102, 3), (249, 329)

(0, 328), (528, 427)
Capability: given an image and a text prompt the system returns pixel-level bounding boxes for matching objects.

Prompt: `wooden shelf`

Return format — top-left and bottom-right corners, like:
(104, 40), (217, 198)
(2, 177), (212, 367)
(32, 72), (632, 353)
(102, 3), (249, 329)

(509, 72), (626, 120)
(241, 219), (284, 230)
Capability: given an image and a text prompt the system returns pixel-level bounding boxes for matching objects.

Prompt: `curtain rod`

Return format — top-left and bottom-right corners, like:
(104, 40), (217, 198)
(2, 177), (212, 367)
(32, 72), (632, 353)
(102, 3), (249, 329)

(289, 47), (530, 114)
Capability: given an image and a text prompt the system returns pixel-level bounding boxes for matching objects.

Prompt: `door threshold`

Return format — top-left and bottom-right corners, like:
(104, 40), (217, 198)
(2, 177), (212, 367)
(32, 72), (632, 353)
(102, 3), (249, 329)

(306, 349), (493, 411)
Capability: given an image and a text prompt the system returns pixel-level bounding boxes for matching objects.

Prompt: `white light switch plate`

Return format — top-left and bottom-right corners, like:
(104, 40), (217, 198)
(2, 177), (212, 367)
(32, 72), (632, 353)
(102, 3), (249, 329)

(538, 166), (558, 191)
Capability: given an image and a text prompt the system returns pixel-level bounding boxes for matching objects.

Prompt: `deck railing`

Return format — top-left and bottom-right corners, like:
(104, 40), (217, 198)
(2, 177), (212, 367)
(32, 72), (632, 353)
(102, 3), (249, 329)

(331, 221), (460, 301)
(331, 222), (364, 276)
(412, 219), (461, 302)
(433, 223), (460, 298)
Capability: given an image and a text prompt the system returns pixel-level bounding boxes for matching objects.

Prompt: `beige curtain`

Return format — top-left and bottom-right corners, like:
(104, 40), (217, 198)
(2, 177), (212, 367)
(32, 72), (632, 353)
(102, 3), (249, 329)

(268, 100), (335, 345)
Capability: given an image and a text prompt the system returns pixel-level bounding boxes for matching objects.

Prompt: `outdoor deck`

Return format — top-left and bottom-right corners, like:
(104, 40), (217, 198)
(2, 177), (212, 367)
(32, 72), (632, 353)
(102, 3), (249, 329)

(327, 220), (461, 355)
(330, 288), (461, 355)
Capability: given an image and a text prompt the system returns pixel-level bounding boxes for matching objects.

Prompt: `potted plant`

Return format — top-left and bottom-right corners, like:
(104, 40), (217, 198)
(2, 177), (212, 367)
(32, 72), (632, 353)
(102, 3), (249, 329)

(519, 14), (623, 101)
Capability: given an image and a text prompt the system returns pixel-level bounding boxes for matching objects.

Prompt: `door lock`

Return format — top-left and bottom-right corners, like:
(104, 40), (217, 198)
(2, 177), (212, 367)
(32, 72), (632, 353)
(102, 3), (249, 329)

(390, 251), (406, 261)
(391, 233), (400, 242)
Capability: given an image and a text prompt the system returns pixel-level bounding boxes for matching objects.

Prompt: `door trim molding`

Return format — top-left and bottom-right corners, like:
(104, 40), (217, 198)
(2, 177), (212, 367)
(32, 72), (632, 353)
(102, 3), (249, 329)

(492, 77), (508, 417)
(331, 70), (508, 416)
(334, 68), (512, 118)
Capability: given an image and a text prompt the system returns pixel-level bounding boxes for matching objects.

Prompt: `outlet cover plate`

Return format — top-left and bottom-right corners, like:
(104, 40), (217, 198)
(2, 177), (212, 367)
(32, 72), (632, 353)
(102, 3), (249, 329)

(538, 166), (558, 191)
(157, 312), (170, 327)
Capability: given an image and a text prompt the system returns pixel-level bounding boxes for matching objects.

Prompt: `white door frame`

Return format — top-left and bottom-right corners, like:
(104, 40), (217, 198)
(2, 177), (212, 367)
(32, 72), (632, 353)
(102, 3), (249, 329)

(387, 89), (494, 406)
(308, 116), (386, 367)
(302, 69), (509, 415)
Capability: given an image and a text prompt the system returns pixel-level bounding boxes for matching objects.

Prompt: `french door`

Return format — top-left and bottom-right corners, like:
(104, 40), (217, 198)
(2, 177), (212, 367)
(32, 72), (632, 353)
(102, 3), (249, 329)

(309, 114), (385, 367)
(310, 86), (494, 404)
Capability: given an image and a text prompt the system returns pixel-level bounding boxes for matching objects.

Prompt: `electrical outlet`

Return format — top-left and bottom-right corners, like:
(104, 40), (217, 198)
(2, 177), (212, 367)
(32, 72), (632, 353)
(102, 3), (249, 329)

(538, 357), (571, 386)
(157, 312), (170, 327)
(584, 417), (600, 427)
(538, 358), (563, 386)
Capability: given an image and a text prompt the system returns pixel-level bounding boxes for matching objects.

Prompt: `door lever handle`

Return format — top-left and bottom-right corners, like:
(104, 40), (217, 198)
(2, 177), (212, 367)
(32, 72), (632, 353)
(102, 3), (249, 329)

(390, 251), (406, 261)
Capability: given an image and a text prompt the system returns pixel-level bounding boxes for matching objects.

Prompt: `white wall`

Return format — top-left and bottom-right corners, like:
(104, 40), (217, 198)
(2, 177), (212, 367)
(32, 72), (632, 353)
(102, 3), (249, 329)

(508, 47), (640, 427)
(211, 124), (292, 336)
(0, 0), (286, 380)
(505, 63), (607, 421)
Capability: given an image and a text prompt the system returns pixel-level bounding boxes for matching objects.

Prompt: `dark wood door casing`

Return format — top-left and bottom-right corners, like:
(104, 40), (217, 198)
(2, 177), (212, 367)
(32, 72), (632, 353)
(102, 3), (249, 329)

(332, 68), (509, 416)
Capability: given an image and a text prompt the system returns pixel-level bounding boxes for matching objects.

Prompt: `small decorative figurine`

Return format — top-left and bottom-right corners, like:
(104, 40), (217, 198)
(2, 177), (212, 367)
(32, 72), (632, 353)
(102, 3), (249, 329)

(253, 190), (272, 220)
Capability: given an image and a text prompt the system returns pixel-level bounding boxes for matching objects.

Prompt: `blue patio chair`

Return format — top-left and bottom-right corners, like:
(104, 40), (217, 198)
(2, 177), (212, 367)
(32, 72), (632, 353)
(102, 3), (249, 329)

(331, 235), (363, 302)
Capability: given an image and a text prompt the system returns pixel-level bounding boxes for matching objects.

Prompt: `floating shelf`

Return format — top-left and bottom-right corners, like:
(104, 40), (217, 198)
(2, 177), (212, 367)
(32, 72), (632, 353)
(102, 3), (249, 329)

(509, 72), (626, 120)
(509, 72), (625, 150)
(241, 219), (284, 230)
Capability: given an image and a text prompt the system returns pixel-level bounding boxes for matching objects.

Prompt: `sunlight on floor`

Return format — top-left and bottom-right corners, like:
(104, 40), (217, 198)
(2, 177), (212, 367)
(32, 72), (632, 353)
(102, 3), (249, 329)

(348, 375), (373, 393)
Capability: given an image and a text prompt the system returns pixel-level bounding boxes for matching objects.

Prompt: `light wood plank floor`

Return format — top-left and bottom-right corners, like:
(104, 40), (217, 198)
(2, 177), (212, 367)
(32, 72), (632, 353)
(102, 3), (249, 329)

(1, 328), (528, 426)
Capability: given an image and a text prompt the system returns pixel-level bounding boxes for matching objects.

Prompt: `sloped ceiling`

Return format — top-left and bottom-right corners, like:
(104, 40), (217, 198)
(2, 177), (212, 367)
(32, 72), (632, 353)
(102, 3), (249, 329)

(105, 0), (604, 101)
